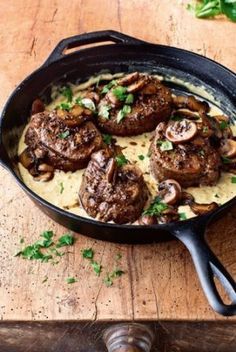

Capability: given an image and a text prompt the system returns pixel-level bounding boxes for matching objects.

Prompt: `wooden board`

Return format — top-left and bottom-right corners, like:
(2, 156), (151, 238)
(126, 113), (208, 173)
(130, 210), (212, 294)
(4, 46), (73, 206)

(0, 0), (236, 322)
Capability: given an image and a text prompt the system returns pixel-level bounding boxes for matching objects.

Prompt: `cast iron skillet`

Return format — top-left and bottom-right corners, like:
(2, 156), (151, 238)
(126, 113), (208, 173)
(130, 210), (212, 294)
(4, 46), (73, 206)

(0, 30), (236, 316)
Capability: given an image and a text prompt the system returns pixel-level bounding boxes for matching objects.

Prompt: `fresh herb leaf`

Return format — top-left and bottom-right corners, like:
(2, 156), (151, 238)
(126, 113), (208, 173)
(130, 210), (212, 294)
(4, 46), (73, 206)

(214, 193), (220, 198)
(157, 140), (173, 152)
(58, 130), (70, 139)
(221, 0), (236, 21)
(91, 261), (102, 276)
(231, 176), (236, 183)
(59, 182), (64, 194)
(111, 268), (125, 278)
(219, 120), (229, 130)
(125, 93), (134, 104)
(117, 105), (131, 123)
(58, 102), (72, 111)
(203, 126), (209, 133)
(99, 105), (111, 119)
(115, 253), (122, 261)
(188, 0), (236, 21)
(81, 248), (94, 259)
(138, 155), (145, 161)
(66, 277), (77, 284)
(179, 212), (187, 221)
(50, 247), (65, 257)
(115, 154), (128, 167)
(112, 86), (128, 101)
(104, 274), (113, 287)
(101, 80), (117, 94)
(143, 197), (168, 216)
(38, 230), (54, 248)
(61, 86), (73, 102)
(221, 156), (232, 164)
(56, 234), (74, 248)
(102, 134), (113, 145)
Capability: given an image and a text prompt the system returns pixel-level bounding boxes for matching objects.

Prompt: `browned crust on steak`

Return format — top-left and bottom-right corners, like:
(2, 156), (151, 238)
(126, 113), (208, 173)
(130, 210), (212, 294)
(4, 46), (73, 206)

(79, 149), (149, 224)
(97, 75), (172, 136)
(25, 111), (103, 171)
(150, 121), (221, 187)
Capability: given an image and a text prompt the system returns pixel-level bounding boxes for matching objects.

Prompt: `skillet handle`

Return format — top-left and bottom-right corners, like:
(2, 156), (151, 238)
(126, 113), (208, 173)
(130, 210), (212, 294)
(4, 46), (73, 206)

(44, 30), (146, 65)
(172, 221), (236, 316)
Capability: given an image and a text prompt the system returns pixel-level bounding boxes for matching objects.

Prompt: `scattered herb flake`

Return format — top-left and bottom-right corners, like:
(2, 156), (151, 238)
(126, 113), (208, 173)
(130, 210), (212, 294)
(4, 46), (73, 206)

(157, 140), (173, 152)
(59, 182), (64, 194)
(117, 105), (131, 123)
(61, 86), (73, 102)
(203, 126), (209, 133)
(221, 156), (232, 164)
(125, 93), (134, 104)
(214, 193), (220, 198)
(115, 154), (128, 167)
(58, 130), (70, 139)
(20, 238), (24, 244)
(102, 134), (113, 145)
(138, 154), (145, 161)
(179, 212), (187, 221)
(104, 274), (113, 287)
(56, 234), (74, 248)
(81, 248), (94, 259)
(231, 176), (236, 184)
(99, 105), (111, 119)
(115, 253), (122, 261)
(101, 80), (117, 94)
(111, 268), (125, 278)
(219, 120), (229, 130)
(112, 86), (128, 101)
(91, 261), (102, 276)
(66, 277), (77, 284)
(143, 197), (168, 216)
(59, 102), (72, 111)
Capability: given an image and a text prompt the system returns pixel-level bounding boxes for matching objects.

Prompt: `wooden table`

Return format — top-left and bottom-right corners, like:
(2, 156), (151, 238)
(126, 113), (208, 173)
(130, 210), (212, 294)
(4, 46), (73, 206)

(0, 1), (236, 351)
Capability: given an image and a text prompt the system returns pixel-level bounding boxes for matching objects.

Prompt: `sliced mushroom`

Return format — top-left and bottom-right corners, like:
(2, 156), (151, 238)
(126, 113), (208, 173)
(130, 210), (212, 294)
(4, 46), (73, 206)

(38, 163), (54, 173)
(31, 98), (45, 115)
(220, 139), (236, 158)
(19, 148), (35, 169)
(127, 78), (147, 93)
(34, 147), (46, 159)
(105, 158), (117, 184)
(181, 192), (194, 205)
(173, 95), (210, 113)
(138, 214), (157, 225)
(158, 179), (182, 205)
(117, 72), (139, 86)
(159, 207), (180, 223)
(190, 202), (218, 215)
(172, 110), (200, 120)
(56, 105), (91, 127)
(34, 172), (54, 182)
(141, 83), (157, 95)
(214, 115), (229, 123)
(86, 91), (100, 103)
(165, 119), (198, 144)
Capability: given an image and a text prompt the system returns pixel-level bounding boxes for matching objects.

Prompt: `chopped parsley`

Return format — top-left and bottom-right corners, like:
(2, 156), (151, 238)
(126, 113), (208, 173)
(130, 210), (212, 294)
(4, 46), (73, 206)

(214, 193), (220, 198)
(102, 134), (113, 145)
(66, 277), (77, 284)
(58, 130), (70, 139)
(115, 154), (128, 167)
(221, 156), (232, 164)
(91, 261), (102, 276)
(112, 86), (128, 101)
(125, 93), (134, 104)
(59, 182), (64, 194)
(111, 268), (125, 278)
(179, 212), (187, 221)
(104, 274), (113, 287)
(138, 155), (145, 161)
(143, 197), (168, 216)
(101, 80), (117, 94)
(203, 126), (209, 133)
(231, 176), (236, 184)
(115, 253), (122, 261)
(219, 120), (229, 130)
(61, 86), (73, 102)
(81, 248), (94, 259)
(58, 102), (72, 111)
(56, 234), (74, 248)
(157, 140), (173, 152)
(117, 105), (131, 123)
(99, 105), (111, 119)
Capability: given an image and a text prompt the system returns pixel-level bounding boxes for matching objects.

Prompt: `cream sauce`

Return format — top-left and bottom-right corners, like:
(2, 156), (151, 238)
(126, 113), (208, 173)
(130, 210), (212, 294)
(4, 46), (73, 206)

(18, 73), (236, 222)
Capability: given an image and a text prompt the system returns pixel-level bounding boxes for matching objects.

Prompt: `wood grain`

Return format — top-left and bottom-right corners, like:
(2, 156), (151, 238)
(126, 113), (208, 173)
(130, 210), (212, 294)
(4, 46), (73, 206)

(0, 0), (236, 322)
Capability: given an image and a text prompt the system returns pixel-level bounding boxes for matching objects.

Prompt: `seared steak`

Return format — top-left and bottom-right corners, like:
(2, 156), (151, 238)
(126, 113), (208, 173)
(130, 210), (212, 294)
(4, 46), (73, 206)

(79, 148), (149, 224)
(150, 118), (221, 187)
(24, 110), (103, 172)
(97, 73), (172, 136)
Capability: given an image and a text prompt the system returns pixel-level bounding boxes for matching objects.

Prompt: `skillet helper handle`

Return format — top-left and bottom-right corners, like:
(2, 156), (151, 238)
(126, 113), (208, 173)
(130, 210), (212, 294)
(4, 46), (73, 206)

(45, 30), (146, 65)
(174, 223), (236, 316)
